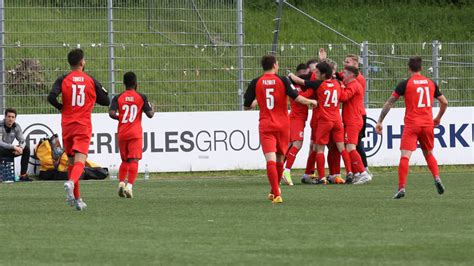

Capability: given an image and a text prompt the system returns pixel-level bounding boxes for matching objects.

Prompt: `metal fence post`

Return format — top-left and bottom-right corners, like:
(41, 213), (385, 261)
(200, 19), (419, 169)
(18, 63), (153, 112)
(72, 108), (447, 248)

(236, 0), (244, 110)
(107, 0), (115, 95)
(432, 40), (440, 107)
(0, 0), (5, 113)
(271, 0), (283, 54)
(362, 41), (369, 108)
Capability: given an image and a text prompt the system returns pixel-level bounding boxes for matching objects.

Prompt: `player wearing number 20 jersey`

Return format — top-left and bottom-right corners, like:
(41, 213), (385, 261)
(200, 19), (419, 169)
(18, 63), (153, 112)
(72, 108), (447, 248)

(48, 49), (110, 211)
(244, 55), (316, 204)
(376, 56), (448, 199)
(109, 72), (154, 198)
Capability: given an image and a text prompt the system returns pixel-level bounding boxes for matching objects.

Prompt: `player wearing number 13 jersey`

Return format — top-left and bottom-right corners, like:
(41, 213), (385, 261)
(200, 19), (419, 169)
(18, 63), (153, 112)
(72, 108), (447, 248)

(244, 55), (317, 204)
(109, 72), (154, 199)
(48, 49), (110, 211)
(376, 56), (448, 199)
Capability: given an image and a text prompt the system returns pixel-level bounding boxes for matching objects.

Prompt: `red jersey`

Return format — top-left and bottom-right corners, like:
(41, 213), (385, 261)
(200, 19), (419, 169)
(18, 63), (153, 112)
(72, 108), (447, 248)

(309, 72), (320, 125)
(49, 70), (109, 132)
(314, 79), (342, 122)
(289, 84), (313, 121)
(338, 71), (366, 115)
(340, 79), (363, 126)
(392, 73), (442, 127)
(244, 73), (299, 132)
(110, 90), (152, 140)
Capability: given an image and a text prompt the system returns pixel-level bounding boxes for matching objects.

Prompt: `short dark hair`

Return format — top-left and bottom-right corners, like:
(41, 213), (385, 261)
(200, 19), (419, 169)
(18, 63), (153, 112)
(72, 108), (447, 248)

(316, 61), (333, 79)
(408, 56), (422, 72)
(67, 49), (84, 67)
(123, 72), (137, 89)
(261, 55), (277, 71)
(306, 58), (318, 67)
(5, 108), (17, 117)
(296, 63), (308, 72)
(344, 65), (359, 77)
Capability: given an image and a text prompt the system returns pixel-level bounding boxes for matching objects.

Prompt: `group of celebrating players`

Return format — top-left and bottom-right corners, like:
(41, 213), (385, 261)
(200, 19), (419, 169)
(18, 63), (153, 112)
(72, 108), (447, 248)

(244, 49), (448, 203)
(47, 47), (448, 210)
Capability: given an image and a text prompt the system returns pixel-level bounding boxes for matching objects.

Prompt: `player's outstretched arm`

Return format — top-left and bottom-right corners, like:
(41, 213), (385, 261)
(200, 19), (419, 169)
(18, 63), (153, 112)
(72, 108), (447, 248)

(434, 95), (448, 126)
(295, 96), (317, 108)
(288, 73), (305, 86)
(376, 95), (398, 135)
(48, 76), (65, 111)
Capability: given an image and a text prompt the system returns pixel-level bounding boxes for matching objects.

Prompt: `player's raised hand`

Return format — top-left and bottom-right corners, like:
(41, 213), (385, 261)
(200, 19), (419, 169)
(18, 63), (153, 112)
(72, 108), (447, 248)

(319, 48), (327, 61)
(375, 122), (383, 135)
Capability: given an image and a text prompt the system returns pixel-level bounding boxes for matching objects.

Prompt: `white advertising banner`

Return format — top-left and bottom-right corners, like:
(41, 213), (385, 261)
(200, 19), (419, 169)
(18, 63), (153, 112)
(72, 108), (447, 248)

(11, 107), (474, 174)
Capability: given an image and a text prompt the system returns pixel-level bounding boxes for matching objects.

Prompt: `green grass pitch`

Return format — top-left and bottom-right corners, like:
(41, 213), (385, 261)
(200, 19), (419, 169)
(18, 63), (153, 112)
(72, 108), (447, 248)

(1, 168), (473, 265)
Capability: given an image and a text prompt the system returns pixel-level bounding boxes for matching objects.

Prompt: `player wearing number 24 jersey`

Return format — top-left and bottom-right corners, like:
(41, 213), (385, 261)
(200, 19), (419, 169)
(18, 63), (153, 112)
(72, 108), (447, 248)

(244, 55), (317, 204)
(48, 49), (110, 211)
(109, 72), (154, 199)
(376, 56), (448, 199)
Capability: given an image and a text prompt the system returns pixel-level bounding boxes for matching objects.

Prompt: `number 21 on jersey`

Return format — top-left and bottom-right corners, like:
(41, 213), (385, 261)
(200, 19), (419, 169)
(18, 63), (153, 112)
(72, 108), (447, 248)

(417, 86), (431, 107)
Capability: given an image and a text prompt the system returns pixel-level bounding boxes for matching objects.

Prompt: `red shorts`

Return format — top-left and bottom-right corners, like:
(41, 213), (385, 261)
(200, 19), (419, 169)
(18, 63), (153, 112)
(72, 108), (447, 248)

(315, 120), (344, 145)
(290, 119), (306, 142)
(119, 138), (143, 161)
(260, 128), (290, 155)
(344, 124), (362, 145)
(62, 133), (91, 156)
(400, 126), (434, 151)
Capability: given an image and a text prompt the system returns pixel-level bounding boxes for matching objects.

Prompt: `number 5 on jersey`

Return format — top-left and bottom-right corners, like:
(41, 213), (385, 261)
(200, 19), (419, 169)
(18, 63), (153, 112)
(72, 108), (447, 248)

(266, 88), (274, 110)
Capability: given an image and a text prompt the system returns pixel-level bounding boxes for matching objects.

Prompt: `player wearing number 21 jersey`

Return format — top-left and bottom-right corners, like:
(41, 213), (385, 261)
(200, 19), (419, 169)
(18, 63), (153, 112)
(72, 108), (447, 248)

(109, 72), (154, 199)
(244, 55), (317, 204)
(48, 48), (110, 211)
(376, 56), (448, 199)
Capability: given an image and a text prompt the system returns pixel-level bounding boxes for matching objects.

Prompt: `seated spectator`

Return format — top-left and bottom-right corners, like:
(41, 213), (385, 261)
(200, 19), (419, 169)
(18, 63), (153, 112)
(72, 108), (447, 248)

(0, 108), (32, 181)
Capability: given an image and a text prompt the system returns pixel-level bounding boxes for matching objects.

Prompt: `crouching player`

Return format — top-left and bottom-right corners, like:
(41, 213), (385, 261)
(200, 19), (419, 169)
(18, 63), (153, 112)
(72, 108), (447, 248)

(244, 55), (317, 203)
(109, 72), (154, 198)
(282, 63), (313, 186)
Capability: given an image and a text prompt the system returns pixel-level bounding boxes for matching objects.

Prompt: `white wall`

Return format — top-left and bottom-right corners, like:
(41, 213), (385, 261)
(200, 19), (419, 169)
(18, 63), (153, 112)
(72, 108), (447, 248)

(13, 107), (474, 174)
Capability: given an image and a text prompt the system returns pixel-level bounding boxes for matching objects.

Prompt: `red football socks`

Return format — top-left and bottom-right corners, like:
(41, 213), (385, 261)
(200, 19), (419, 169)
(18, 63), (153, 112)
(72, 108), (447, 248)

(127, 160), (139, 185)
(349, 150), (364, 174)
(276, 162), (284, 184)
(69, 161), (84, 184)
(341, 150), (352, 174)
(316, 153), (325, 179)
(284, 146), (300, 170)
(398, 156), (410, 190)
(424, 153), (440, 178)
(118, 161), (129, 182)
(69, 162), (85, 199)
(266, 161), (280, 196)
(305, 150), (316, 175)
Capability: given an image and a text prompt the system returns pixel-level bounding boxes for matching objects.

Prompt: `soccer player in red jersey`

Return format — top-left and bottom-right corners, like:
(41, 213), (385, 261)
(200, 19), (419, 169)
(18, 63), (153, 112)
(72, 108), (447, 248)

(290, 62), (354, 184)
(109, 72), (154, 198)
(48, 49), (110, 211)
(281, 63), (313, 186)
(376, 56), (448, 199)
(339, 66), (371, 184)
(244, 55), (317, 203)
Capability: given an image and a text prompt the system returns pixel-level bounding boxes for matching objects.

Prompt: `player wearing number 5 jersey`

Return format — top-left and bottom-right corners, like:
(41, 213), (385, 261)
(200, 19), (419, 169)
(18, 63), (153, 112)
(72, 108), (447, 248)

(244, 55), (317, 204)
(376, 56), (448, 199)
(48, 49), (110, 211)
(109, 72), (154, 199)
